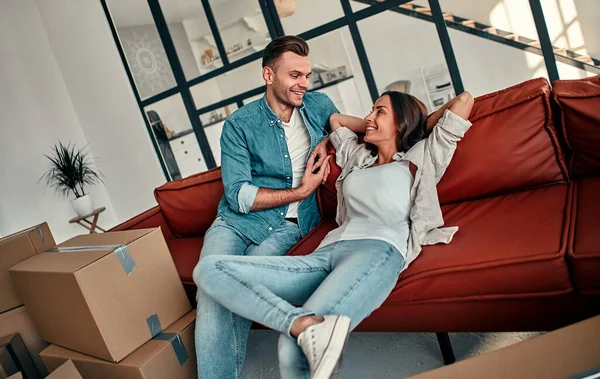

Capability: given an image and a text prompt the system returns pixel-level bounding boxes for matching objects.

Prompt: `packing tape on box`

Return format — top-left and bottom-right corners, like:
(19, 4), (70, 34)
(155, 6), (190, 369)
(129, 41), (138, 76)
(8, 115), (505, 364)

(35, 225), (45, 243)
(47, 244), (137, 275)
(153, 333), (189, 366)
(146, 314), (163, 338)
(147, 314), (190, 365)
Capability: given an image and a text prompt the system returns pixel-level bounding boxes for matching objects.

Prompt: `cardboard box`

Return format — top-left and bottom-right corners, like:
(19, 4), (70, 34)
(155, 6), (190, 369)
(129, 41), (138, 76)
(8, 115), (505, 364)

(9, 228), (191, 363)
(409, 315), (600, 379)
(0, 334), (41, 379)
(0, 223), (55, 313)
(41, 312), (197, 379)
(45, 360), (82, 379)
(0, 306), (49, 376)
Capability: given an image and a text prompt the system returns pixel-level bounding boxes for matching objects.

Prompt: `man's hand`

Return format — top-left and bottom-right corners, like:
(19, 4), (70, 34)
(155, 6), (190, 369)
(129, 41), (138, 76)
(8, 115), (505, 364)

(311, 137), (331, 184)
(245, 138), (332, 213)
(299, 154), (331, 198)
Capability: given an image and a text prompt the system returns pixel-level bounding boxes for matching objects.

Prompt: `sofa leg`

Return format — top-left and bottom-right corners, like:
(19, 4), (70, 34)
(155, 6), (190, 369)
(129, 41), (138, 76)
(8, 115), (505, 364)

(435, 332), (456, 365)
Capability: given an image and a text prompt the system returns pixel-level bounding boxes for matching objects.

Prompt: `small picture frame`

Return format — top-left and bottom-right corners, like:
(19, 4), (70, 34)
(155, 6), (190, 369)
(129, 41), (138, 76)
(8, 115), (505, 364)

(320, 66), (347, 85)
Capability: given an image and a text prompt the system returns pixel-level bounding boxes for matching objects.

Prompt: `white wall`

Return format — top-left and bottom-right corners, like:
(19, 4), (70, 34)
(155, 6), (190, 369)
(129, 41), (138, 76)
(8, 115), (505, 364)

(542, 0), (600, 62)
(0, 0), (118, 243)
(571, 0), (600, 57)
(449, 29), (549, 96)
(170, 22), (202, 80)
(0, 201), (9, 238)
(34, 0), (167, 228)
(280, 0), (345, 36)
(215, 60), (264, 101)
(356, 12), (449, 109)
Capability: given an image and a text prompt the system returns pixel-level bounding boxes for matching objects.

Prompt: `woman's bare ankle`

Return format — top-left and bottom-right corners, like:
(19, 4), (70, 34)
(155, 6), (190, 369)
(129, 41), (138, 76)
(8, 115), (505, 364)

(290, 315), (325, 337)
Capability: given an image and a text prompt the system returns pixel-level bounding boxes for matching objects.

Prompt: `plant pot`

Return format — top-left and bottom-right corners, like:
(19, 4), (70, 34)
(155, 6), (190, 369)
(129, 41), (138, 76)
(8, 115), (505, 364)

(72, 194), (94, 217)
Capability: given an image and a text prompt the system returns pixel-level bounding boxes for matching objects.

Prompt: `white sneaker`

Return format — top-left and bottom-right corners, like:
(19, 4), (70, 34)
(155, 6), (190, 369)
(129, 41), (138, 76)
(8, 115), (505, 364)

(297, 315), (351, 379)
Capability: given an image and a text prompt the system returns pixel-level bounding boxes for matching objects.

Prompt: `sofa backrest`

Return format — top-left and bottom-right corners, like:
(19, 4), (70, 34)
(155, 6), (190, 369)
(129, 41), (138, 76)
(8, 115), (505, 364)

(154, 167), (223, 236)
(552, 75), (600, 178)
(153, 78), (576, 232)
(318, 78), (569, 215)
(436, 78), (569, 204)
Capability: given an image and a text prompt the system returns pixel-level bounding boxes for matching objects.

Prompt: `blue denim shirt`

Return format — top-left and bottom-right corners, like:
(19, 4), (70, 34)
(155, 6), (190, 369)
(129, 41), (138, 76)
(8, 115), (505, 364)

(217, 91), (338, 244)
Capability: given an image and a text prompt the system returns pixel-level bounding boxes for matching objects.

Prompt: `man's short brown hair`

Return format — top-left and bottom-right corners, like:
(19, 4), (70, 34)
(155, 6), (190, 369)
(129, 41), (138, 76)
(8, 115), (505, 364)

(262, 36), (309, 69)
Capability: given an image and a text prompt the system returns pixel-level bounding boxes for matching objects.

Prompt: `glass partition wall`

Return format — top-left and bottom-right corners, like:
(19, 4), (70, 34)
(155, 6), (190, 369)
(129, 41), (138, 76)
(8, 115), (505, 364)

(102, 0), (600, 180)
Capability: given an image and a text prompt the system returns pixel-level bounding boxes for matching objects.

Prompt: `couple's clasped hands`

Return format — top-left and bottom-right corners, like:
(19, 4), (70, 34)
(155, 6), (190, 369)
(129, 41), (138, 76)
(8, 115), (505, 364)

(298, 139), (331, 197)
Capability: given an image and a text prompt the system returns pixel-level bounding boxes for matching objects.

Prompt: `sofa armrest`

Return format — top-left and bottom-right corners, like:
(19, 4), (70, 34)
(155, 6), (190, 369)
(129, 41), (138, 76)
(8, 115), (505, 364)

(109, 206), (175, 241)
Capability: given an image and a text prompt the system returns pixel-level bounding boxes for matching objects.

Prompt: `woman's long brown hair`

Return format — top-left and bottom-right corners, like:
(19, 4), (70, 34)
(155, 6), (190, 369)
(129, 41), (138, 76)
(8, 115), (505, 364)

(366, 91), (428, 155)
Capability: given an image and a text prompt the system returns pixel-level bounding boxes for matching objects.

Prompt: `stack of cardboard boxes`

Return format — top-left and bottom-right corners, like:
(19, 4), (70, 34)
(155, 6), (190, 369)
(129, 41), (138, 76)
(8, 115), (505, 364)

(1, 223), (197, 379)
(1, 224), (55, 379)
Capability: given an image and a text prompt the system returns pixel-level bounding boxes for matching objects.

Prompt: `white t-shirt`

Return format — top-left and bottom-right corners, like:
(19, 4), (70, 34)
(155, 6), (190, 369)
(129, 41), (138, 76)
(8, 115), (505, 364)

(317, 161), (414, 256)
(281, 108), (311, 218)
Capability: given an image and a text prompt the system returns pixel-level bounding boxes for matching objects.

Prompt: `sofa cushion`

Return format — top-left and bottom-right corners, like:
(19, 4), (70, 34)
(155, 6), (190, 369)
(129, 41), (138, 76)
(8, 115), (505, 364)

(569, 178), (600, 294)
(553, 75), (600, 178)
(167, 236), (204, 284)
(437, 78), (568, 204)
(387, 184), (572, 304)
(154, 168), (223, 236)
(318, 79), (569, 213)
(289, 185), (572, 303)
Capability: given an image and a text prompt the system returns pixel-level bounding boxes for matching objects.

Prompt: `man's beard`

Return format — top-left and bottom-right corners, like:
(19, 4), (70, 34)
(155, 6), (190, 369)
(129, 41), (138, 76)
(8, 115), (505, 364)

(273, 80), (301, 107)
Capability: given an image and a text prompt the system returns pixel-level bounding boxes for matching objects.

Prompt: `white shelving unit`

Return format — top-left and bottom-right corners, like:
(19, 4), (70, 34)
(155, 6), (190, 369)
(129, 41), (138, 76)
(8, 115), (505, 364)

(168, 132), (207, 178)
(421, 64), (455, 111)
(188, 9), (269, 74)
(195, 37), (270, 72)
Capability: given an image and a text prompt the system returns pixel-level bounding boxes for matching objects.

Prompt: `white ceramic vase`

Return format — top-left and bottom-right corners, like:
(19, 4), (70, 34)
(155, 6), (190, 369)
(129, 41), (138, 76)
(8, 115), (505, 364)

(72, 194), (94, 217)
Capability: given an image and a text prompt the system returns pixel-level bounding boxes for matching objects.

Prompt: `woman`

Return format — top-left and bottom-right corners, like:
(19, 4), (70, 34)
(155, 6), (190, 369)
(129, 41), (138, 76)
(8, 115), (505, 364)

(196, 90), (474, 379)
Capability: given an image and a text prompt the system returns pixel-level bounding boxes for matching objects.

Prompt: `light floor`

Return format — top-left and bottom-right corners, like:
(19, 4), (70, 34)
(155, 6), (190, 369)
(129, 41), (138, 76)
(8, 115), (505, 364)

(242, 330), (542, 378)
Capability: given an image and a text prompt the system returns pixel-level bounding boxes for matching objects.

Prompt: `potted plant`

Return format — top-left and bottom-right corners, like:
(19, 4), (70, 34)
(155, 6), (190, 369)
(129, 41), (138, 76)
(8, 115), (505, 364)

(41, 142), (103, 217)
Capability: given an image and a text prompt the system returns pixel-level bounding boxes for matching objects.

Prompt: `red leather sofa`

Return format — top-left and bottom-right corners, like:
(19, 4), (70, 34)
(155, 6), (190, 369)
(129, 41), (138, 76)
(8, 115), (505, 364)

(112, 76), (599, 355)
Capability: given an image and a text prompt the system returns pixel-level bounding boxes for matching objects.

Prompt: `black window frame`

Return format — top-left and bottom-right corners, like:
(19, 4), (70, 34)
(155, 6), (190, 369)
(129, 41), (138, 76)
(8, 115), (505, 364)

(101, 0), (598, 181)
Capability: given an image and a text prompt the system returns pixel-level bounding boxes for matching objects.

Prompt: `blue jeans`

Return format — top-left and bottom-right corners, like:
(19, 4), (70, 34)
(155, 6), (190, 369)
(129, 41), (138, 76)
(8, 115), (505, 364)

(196, 239), (405, 379)
(192, 217), (302, 379)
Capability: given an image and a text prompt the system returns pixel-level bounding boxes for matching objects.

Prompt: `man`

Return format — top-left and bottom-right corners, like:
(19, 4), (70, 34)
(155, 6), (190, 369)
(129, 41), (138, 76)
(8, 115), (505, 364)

(192, 36), (338, 378)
